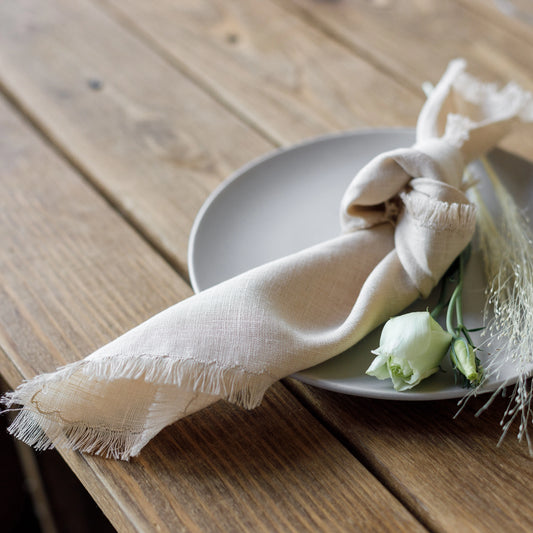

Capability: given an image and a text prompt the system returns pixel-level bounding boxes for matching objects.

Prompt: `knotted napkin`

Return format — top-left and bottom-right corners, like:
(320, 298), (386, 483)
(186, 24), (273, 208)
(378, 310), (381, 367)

(4, 59), (533, 459)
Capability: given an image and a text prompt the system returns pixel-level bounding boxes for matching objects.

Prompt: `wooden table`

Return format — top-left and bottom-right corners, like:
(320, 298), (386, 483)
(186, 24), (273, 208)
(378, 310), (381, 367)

(1, 1), (532, 531)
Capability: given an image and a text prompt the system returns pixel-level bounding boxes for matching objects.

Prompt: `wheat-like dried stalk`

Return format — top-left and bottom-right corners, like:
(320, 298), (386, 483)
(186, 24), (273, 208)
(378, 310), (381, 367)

(470, 158), (533, 452)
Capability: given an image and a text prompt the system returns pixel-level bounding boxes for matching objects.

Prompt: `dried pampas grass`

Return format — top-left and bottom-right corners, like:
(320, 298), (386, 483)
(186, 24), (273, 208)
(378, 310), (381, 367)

(470, 157), (533, 453)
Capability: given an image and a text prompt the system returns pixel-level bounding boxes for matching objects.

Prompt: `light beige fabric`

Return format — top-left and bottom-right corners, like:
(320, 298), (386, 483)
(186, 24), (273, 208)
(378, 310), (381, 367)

(5, 59), (533, 459)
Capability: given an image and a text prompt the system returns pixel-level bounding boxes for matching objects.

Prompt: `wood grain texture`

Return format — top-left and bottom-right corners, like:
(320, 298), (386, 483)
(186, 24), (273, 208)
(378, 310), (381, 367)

(77, 386), (428, 533)
(0, 0), (273, 274)
(96, 0), (420, 145)
(286, 378), (533, 533)
(277, 0), (533, 159)
(1, 0), (533, 531)
(0, 84), (425, 531)
(73, 2), (533, 530)
(458, 0), (533, 46)
(279, 0), (533, 90)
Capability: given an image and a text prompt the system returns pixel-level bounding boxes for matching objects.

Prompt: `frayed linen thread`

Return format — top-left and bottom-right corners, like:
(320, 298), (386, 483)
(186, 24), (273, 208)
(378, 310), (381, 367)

(2, 355), (276, 460)
(400, 190), (477, 234)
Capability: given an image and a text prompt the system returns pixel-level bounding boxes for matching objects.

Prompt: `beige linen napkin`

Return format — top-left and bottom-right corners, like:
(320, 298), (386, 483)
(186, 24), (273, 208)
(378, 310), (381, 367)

(4, 59), (533, 459)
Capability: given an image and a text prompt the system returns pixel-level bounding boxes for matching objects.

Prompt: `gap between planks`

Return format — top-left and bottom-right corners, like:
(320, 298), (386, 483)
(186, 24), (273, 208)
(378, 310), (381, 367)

(283, 377), (438, 533)
(267, 0), (422, 98)
(456, 0), (533, 46)
(93, 0), (421, 140)
(0, 79), (193, 285)
(95, 0), (284, 149)
(94, 0), (422, 118)
(270, 0), (533, 89)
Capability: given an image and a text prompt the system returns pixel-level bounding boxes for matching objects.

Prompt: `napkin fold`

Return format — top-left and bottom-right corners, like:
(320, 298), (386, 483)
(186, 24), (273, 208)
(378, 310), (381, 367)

(4, 59), (533, 459)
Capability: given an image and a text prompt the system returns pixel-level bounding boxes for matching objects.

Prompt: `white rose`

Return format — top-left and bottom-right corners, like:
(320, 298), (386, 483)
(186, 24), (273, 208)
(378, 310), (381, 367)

(366, 311), (453, 391)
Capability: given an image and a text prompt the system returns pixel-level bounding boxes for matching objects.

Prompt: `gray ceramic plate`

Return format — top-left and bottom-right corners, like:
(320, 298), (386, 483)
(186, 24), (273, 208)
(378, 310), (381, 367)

(188, 129), (533, 400)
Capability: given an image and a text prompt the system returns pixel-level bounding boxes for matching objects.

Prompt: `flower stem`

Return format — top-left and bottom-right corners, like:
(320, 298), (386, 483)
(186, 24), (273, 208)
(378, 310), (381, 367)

(446, 247), (467, 336)
(446, 283), (460, 335)
(442, 244), (483, 387)
(431, 275), (448, 319)
(455, 252), (465, 329)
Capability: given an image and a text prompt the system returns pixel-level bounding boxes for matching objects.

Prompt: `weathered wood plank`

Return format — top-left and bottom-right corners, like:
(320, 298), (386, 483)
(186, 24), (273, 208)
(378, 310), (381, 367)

(0, 0), (273, 274)
(286, 379), (533, 533)
(275, 0), (533, 159)
(458, 0), (533, 45)
(279, 0), (533, 90)
(0, 85), (425, 531)
(0, 0), (422, 260)
(78, 386), (428, 533)
(96, 0), (420, 144)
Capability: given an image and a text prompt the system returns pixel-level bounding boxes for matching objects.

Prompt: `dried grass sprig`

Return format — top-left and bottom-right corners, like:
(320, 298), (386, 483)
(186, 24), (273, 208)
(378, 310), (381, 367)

(469, 158), (533, 453)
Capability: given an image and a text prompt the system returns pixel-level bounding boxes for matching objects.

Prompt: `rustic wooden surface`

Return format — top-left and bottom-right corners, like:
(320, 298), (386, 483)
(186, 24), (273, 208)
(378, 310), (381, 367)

(0, 0), (532, 531)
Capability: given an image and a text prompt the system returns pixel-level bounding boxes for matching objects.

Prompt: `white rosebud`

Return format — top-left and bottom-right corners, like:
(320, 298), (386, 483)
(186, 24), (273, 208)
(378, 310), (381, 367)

(452, 339), (482, 385)
(366, 311), (453, 391)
